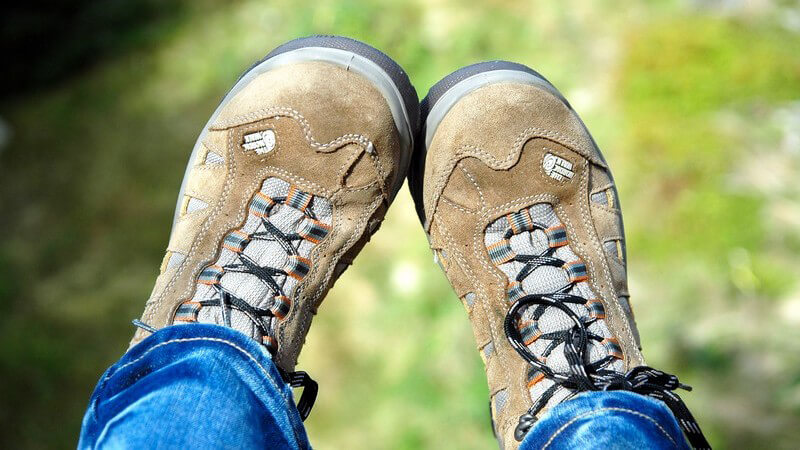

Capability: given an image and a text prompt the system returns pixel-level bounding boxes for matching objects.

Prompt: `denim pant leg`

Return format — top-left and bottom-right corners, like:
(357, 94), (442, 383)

(79, 324), (310, 449)
(519, 391), (690, 450)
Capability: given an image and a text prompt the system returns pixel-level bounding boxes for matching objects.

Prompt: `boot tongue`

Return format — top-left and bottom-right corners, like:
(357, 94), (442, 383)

(484, 203), (625, 413)
(177, 177), (334, 350)
(197, 306), (266, 341)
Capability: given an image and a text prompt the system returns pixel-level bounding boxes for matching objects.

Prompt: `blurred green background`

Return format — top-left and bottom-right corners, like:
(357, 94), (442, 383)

(1, 0), (799, 448)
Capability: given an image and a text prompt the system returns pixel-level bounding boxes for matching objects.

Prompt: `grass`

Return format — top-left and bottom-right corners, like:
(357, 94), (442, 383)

(1, 0), (799, 448)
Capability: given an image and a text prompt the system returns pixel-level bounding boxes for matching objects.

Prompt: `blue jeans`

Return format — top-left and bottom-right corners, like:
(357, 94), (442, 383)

(79, 324), (689, 449)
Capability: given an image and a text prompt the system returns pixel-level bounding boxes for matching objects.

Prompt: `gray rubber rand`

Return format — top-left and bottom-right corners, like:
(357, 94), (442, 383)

(264, 35), (420, 132)
(421, 61), (569, 148)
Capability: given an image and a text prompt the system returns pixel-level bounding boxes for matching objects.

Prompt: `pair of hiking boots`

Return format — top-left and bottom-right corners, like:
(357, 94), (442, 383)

(131, 36), (706, 449)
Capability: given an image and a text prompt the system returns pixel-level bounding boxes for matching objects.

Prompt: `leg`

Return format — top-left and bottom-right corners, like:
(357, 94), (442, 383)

(80, 324), (309, 449)
(519, 391), (689, 450)
(80, 35), (419, 447)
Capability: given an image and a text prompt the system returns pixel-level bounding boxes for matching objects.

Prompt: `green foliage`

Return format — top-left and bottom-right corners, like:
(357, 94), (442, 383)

(1, 1), (798, 449)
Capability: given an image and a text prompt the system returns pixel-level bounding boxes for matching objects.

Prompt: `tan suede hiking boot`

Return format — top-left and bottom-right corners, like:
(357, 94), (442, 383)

(132, 36), (418, 418)
(410, 62), (708, 449)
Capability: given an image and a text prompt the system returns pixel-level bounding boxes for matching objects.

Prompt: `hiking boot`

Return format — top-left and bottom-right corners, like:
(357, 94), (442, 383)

(410, 61), (707, 449)
(132, 36), (419, 419)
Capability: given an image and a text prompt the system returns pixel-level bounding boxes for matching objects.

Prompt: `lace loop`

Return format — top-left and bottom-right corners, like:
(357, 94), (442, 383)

(201, 192), (320, 421)
(147, 185), (331, 421)
(505, 294), (710, 448)
(494, 208), (709, 448)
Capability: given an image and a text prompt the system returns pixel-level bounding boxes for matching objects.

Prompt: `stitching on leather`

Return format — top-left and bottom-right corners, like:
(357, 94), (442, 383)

(541, 406), (679, 449)
(279, 194), (383, 367)
(192, 137), (226, 169)
(345, 181), (381, 193)
(174, 204), (210, 223)
(142, 129), (238, 325)
(182, 170), (222, 207)
(477, 193), (556, 430)
(582, 165), (637, 358)
(483, 194), (558, 217)
(200, 136), (228, 164)
(424, 130), (608, 230)
(338, 145), (361, 188)
(190, 164), (225, 173)
(146, 133), (334, 327)
(573, 160), (639, 361)
(432, 218), (509, 398)
(440, 196), (477, 215)
(148, 117), (336, 319)
(274, 189), (347, 368)
(313, 194), (382, 301)
(368, 147), (390, 200)
(434, 216), (513, 401)
(590, 182), (615, 195)
(212, 107), (370, 150)
(213, 107), (390, 202)
(591, 201), (622, 216)
(337, 145), (388, 200)
(431, 220), (490, 337)
(512, 127), (591, 155)
(459, 163), (485, 206)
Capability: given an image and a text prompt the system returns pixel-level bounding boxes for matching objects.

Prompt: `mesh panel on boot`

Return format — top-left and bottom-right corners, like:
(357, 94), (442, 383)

(177, 177), (332, 347)
(484, 203), (623, 413)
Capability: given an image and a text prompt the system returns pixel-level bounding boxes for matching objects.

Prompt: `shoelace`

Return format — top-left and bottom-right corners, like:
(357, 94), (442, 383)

(501, 227), (710, 449)
(212, 214), (298, 342)
(133, 194), (319, 420)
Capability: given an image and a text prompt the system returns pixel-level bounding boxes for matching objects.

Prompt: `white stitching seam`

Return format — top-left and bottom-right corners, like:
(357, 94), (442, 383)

(468, 158), (637, 433)
(280, 193), (384, 368)
(476, 193), (556, 433)
(424, 128), (608, 230)
(432, 218), (513, 404)
(474, 157), (638, 366)
(541, 406), (679, 449)
(212, 107), (389, 199)
(440, 196), (477, 215)
(143, 111), (359, 327)
(459, 163), (485, 207)
(573, 160), (639, 362)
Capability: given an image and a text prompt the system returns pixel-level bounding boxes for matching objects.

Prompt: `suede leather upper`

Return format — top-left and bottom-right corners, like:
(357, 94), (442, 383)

(417, 81), (644, 449)
(134, 61), (408, 372)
